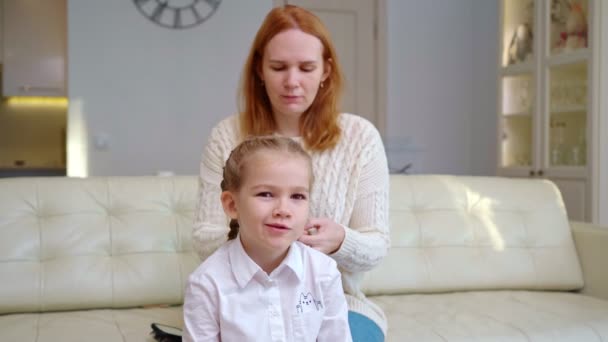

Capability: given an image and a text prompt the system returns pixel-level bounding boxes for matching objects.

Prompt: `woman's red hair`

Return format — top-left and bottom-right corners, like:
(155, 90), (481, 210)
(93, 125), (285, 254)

(238, 5), (343, 151)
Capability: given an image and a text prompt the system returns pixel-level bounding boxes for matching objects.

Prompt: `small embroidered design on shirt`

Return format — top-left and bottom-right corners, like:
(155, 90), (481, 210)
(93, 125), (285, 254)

(296, 292), (323, 313)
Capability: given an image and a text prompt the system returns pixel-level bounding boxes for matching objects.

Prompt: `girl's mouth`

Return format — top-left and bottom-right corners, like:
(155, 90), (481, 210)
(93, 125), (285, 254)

(266, 223), (290, 230)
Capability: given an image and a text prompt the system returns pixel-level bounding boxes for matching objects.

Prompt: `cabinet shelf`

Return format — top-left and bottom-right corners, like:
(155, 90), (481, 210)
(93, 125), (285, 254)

(546, 49), (590, 66)
(550, 105), (586, 114)
(502, 111), (532, 117)
(500, 62), (534, 76)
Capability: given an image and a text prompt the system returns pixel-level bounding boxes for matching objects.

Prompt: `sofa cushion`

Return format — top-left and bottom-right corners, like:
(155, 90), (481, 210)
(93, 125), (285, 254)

(371, 291), (608, 341)
(0, 176), (200, 314)
(361, 175), (584, 294)
(3, 291), (606, 342)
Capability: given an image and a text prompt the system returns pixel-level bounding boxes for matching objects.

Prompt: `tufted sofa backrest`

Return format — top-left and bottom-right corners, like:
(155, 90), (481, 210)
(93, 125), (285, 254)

(0, 175), (585, 314)
(0, 176), (200, 314)
(360, 175), (584, 295)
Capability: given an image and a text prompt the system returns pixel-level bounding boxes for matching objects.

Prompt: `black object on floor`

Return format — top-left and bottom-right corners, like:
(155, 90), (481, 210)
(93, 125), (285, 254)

(150, 323), (182, 342)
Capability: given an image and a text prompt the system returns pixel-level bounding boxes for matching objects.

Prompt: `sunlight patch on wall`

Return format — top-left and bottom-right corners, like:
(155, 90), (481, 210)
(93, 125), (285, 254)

(67, 98), (88, 177)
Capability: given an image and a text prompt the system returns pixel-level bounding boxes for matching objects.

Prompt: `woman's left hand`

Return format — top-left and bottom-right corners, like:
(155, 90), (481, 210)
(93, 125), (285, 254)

(298, 217), (345, 255)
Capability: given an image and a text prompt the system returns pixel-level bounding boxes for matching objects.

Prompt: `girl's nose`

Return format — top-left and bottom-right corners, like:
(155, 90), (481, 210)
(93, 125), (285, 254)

(272, 203), (291, 218)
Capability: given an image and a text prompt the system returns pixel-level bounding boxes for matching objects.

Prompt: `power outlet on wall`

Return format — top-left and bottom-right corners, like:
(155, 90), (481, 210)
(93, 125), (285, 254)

(384, 136), (425, 174)
(93, 132), (110, 150)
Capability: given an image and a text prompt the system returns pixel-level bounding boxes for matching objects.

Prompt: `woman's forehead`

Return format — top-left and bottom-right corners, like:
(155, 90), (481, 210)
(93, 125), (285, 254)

(264, 29), (324, 61)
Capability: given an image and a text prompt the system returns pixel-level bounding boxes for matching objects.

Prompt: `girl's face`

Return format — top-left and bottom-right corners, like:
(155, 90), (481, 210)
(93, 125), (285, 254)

(260, 29), (330, 122)
(221, 150), (311, 264)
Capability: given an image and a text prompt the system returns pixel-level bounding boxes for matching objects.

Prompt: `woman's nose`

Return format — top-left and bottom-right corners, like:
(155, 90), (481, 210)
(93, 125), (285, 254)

(284, 70), (299, 89)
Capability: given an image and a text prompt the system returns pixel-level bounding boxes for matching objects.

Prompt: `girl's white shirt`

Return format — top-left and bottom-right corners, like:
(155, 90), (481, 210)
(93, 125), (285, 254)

(183, 238), (352, 342)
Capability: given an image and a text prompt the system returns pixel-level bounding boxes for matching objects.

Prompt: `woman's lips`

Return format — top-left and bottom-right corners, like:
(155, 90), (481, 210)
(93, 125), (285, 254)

(281, 95), (301, 103)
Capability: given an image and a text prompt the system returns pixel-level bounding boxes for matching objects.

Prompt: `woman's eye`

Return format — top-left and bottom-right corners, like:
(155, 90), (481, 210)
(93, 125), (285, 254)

(301, 66), (315, 72)
(256, 192), (273, 198)
(270, 66), (285, 71)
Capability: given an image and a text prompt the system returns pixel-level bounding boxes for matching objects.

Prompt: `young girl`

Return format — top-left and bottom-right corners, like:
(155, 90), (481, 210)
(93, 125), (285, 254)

(183, 136), (352, 342)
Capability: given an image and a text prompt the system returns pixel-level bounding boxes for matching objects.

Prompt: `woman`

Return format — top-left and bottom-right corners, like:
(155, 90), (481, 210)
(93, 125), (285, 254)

(192, 5), (389, 341)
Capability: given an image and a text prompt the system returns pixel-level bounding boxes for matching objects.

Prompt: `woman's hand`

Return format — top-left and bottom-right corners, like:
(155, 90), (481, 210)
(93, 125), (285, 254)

(298, 217), (345, 255)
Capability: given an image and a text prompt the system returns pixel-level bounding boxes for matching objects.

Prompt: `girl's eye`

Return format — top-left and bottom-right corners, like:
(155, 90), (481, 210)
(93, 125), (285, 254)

(291, 193), (307, 200)
(270, 66), (285, 71)
(301, 66), (315, 72)
(256, 192), (273, 198)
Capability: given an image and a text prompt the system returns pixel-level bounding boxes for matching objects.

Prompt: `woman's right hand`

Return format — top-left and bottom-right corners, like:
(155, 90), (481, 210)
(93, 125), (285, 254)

(298, 217), (345, 255)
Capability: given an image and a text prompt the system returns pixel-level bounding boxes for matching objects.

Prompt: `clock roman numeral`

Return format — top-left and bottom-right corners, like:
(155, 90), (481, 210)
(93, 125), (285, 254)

(173, 9), (182, 29)
(151, 2), (168, 23)
(191, 6), (202, 22)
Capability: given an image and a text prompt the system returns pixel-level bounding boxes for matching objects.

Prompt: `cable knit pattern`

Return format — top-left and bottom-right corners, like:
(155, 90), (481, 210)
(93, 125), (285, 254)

(192, 113), (390, 334)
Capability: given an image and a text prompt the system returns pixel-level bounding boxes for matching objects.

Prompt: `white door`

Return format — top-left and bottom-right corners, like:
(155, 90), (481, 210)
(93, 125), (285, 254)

(274, 0), (383, 133)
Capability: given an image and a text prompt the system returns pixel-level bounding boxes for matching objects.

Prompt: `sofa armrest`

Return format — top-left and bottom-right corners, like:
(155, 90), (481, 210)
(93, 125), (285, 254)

(571, 221), (608, 300)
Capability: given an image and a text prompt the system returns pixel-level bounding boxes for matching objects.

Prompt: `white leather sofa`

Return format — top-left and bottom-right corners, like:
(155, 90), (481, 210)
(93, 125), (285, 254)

(1, 175), (607, 341)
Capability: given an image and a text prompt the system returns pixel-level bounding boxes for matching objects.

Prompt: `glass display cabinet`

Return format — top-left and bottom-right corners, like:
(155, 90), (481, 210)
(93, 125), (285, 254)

(498, 0), (596, 221)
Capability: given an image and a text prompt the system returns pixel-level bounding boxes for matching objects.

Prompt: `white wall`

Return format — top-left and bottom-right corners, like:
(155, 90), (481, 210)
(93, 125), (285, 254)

(386, 0), (498, 175)
(67, 1), (272, 176)
(470, 0), (499, 176)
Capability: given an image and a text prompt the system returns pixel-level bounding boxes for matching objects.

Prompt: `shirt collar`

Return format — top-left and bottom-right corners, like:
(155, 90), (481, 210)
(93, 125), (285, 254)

(228, 237), (305, 288)
(228, 237), (261, 288)
(277, 241), (304, 282)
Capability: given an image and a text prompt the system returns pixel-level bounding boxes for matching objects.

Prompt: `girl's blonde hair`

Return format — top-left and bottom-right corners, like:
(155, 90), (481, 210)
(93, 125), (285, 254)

(238, 5), (344, 151)
(221, 136), (312, 240)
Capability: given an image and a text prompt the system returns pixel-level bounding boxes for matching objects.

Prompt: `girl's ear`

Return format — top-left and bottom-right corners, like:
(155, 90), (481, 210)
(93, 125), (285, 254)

(220, 191), (238, 219)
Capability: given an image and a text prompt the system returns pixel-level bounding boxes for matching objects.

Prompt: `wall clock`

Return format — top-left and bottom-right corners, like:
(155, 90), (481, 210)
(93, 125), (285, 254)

(133, 0), (221, 30)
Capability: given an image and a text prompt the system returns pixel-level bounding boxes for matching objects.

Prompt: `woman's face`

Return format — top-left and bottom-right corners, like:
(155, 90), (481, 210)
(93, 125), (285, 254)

(260, 29), (330, 121)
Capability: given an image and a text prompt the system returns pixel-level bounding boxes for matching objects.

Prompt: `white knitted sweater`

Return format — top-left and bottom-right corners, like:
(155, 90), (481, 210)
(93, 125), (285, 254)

(193, 113), (390, 333)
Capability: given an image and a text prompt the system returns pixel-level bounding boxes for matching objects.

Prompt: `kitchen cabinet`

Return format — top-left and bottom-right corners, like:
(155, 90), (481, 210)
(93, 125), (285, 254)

(2, 0), (66, 97)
